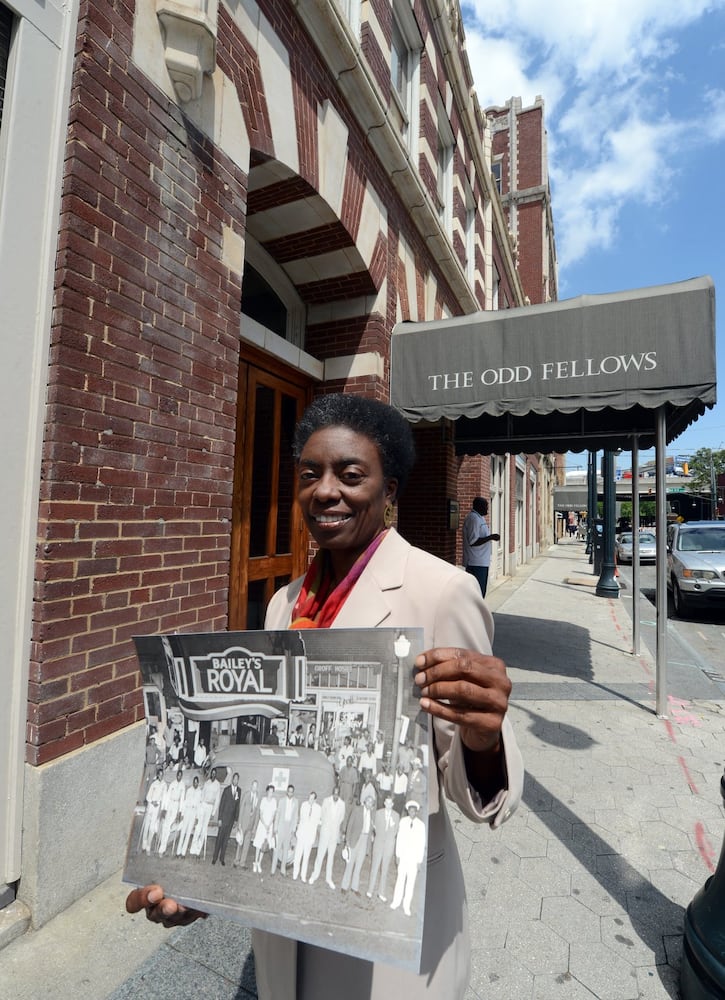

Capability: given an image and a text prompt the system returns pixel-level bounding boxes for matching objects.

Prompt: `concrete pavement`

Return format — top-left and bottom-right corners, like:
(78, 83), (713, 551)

(2, 541), (724, 999)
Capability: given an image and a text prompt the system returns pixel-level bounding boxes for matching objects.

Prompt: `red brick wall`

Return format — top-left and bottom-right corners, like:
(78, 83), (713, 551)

(518, 200), (543, 304)
(29, 2), (245, 766)
(515, 107), (542, 190)
(398, 425), (458, 563)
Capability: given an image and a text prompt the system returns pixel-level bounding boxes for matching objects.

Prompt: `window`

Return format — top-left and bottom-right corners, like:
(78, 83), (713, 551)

(337, 0), (360, 38)
(240, 238), (305, 348)
(436, 106), (454, 236)
(491, 160), (502, 194)
(463, 180), (476, 284)
(390, 1), (421, 152)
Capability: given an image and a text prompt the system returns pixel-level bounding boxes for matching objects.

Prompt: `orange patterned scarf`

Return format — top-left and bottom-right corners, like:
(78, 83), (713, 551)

(290, 530), (389, 629)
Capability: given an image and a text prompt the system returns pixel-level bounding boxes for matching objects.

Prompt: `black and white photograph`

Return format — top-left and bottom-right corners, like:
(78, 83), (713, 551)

(124, 627), (427, 971)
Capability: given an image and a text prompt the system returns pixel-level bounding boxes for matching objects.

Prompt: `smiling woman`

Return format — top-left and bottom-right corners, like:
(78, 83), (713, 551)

(127, 394), (523, 1000)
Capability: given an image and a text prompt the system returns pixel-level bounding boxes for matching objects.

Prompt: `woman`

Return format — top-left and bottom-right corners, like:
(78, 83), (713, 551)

(252, 784), (278, 874)
(127, 394), (523, 997)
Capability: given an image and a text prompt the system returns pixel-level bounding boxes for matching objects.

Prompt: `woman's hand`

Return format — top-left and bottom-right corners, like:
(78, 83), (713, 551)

(125, 884), (207, 928)
(414, 647), (511, 754)
(414, 647), (511, 799)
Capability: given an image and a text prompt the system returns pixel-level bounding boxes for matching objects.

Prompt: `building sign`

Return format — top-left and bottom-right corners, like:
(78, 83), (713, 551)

(390, 277), (716, 432)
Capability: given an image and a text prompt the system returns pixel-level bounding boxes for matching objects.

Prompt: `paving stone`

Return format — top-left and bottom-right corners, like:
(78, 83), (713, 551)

(505, 918), (570, 976)
(595, 854), (651, 889)
(479, 874), (543, 923)
(569, 942), (640, 999)
(469, 946), (535, 1000)
(540, 895), (602, 944)
(592, 809), (641, 837)
(526, 810), (575, 843)
(635, 963), (682, 1000)
(601, 912), (666, 965)
(647, 866), (703, 908)
(545, 838), (599, 874)
(624, 886), (684, 938)
(519, 857), (572, 898)
(532, 971), (600, 998)
(504, 824), (550, 859)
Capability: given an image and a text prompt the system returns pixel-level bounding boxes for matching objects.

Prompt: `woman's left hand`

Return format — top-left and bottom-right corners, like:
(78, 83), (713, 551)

(414, 647), (511, 754)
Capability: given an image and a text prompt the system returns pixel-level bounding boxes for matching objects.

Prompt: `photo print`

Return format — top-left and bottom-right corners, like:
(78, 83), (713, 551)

(124, 627), (428, 971)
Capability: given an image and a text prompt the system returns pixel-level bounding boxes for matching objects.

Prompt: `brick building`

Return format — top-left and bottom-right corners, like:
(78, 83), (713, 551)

(455, 95), (559, 575)
(0, 0), (556, 928)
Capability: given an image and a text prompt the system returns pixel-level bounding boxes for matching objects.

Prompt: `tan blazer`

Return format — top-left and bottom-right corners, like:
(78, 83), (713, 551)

(252, 529), (524, 1000)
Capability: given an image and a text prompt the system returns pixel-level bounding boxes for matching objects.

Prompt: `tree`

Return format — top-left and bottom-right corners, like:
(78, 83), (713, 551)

(687, 448), (725, 495)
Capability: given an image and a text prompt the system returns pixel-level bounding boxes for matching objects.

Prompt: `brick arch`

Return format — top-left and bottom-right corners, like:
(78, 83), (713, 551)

(245, 151), (380, 305)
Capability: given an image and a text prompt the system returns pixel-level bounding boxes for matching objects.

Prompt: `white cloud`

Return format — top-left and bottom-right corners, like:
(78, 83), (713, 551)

(460, 0), (725, 269)
(704, 89), (725, 140)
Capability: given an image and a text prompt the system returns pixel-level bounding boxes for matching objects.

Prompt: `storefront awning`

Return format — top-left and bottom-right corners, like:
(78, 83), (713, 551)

(390, 276), (716, 454)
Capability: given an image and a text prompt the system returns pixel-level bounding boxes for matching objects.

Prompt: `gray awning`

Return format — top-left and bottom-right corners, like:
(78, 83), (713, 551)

(553, 487), (588, 511)
(390, 276), (716, 454)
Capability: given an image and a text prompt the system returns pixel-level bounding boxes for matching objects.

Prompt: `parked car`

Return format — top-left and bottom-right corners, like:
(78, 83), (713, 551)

(666, 521), (725, 615)
(616, 531), (657, 564)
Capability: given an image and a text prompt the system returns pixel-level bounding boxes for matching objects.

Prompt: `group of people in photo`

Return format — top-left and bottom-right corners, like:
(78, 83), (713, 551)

(243, 781), (425, 918)
(138, 725), (428, 918)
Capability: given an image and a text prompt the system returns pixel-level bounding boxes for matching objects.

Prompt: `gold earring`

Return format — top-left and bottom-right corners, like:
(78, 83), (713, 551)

(383, 504), (395, 528)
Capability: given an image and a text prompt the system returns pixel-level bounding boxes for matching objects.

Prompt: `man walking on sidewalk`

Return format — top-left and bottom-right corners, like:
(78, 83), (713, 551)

(463, 497), (499, 598)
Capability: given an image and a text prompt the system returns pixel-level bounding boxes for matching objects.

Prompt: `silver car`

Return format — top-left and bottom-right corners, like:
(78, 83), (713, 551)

(616, 531), (657, 564)
(666, 521), (725, 615)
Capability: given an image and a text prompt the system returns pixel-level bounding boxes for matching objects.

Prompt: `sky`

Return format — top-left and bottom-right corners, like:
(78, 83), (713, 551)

(460, 0), (725, 471)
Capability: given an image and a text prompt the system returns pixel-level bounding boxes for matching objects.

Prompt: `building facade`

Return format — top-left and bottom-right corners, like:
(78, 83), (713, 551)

(0, 0), (556, 929)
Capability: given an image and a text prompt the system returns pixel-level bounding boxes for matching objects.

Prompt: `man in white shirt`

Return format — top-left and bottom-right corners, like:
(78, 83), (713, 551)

(390, 800), (426, 917)
(190, 768), (221, 857)
(177, 775), (202, 856)
(309, 786), (346, 889)
(292, 791), (322, 882)
(462, 497), (499, 598)
(141, 768), (166, 853)
(158, 769), (186, 856)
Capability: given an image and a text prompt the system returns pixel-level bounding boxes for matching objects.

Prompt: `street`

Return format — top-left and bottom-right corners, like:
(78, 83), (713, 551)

(615, 559), (725, 699)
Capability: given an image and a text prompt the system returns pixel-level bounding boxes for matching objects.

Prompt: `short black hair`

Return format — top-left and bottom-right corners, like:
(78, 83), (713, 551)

(293, 393), (416, 496)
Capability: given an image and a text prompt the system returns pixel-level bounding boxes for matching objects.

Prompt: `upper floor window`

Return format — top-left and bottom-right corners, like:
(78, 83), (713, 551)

(241, 239), (306, 348)
(463, 180), (476, 285)
(390, 1), (421, 154)
(337, 0), (360, 38)
(436, 106), (454, 236)
(491, 160), (502, 194)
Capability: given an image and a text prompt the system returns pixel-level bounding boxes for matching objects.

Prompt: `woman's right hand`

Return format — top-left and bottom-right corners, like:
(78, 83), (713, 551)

(125, 884), (207, 928)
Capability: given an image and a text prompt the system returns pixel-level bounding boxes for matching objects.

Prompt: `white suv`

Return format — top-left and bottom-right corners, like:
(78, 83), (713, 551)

(666, 521), (725, 616)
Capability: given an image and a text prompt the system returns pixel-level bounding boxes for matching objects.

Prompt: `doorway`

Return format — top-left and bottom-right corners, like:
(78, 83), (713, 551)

(229, 356), (310, 628)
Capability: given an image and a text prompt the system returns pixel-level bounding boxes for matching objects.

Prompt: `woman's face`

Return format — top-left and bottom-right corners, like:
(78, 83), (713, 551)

(297, 426), (397, 570)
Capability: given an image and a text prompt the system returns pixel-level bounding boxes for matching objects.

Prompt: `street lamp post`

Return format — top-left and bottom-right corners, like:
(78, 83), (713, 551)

(586, 450), (597, 562)
(391, 633), (411, 773)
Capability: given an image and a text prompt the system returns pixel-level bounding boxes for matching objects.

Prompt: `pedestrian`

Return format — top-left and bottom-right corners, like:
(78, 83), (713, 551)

(462, 497), (499, 597)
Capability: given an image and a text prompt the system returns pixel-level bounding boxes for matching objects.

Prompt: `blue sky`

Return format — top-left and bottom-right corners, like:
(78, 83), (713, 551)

(461, 0), (725, 469)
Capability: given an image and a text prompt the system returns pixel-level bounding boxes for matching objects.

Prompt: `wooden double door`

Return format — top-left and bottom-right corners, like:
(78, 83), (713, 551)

(230, 355), (310, 628)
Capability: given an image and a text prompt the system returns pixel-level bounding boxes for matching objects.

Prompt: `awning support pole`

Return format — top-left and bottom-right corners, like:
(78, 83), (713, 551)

(655, 407), (668, 718)
(596, 450), (619, 598)
(631, 439), (641, 656)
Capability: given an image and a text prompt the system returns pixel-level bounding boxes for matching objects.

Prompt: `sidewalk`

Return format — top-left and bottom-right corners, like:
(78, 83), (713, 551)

(2, 543), (724, 999)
